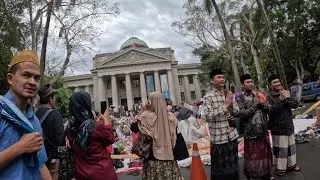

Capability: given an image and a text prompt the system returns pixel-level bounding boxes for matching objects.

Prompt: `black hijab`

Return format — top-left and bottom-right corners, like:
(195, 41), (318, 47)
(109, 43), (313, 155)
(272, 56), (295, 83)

(69, 92), (95, 150)
(176, 107), (193, 121)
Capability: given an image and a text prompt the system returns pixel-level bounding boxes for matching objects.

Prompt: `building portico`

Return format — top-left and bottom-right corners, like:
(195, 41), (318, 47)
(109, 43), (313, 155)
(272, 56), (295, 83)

(63, 37), (209, 113)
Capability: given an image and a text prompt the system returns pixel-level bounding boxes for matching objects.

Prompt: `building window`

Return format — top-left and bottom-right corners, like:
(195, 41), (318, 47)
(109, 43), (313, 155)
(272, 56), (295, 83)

(132, 79), (140, 88)
(188, 75), (194, 84)
(178, 76), (183, 85)
(201, 90), (206, 98)
(89, 85), (93, 95)
(79, 86), (85, 92)
(69, 87), (75, 93)
(181, 92), (185, 101)
(191, 91), (196, 100)
(107, 80), (111, 89)
(120, 80), (126, 89)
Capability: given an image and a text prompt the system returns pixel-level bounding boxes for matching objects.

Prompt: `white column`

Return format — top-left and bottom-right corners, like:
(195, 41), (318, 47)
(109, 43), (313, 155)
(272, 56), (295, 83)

(111, 75), (119, 112)
(98, 77), (106, 101)
(183, 75), (191, 103)
(172, 67), (181, 106)
(154, 71), (161, 92)
(74, 87), (79, 92)
(125, 74), (133, 111)
(194, 74), (202, 99)
(93, 77), (99, 111)
(167, 70), (176, 105)
(140, 72), (148, 104)
(97, 76), (105, 113)
(85, 86), (89, 93)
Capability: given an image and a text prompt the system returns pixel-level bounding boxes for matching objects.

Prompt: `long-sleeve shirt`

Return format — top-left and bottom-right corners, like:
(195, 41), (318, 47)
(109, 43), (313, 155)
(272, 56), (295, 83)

(235, 92), (269, 139)
(203, 88), (238, 144)
(68, 122), (117, 180)
(267, 94), (298, 135)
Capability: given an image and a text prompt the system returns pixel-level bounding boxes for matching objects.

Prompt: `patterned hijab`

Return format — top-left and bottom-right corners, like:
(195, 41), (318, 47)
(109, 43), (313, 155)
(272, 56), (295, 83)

(69, 92), (95, 150)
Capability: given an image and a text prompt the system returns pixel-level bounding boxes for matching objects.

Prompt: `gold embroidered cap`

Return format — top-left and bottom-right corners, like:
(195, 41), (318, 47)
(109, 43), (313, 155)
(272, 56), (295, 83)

(10, 50), (40, 69)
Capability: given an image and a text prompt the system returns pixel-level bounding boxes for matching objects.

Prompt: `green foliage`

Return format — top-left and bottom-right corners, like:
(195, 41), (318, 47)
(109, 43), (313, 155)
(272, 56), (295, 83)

(0, 0), (28, 94)
(44, 75), (64, 89)
(54, 88), (71, 116)
(259, 0), (320, 83)
(193, 45), (234, 86)
(0, 49), (11, 95)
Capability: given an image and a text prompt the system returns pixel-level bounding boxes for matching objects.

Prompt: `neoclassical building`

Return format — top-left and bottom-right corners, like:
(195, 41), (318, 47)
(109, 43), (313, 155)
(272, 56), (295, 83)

(63, 37), (209, 112)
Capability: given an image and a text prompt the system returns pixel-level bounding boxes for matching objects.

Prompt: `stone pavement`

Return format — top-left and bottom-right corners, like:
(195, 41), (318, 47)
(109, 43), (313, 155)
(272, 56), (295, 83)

(118, 139), (320, 180)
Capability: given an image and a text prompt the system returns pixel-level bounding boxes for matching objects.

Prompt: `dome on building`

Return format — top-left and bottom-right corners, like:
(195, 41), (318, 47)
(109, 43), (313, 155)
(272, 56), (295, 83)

(120, 37), (149, 50)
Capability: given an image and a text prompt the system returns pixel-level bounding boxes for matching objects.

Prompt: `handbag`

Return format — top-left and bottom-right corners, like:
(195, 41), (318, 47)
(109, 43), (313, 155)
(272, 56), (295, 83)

(173, 127), (189, 161)
(131, 132), (152, 159)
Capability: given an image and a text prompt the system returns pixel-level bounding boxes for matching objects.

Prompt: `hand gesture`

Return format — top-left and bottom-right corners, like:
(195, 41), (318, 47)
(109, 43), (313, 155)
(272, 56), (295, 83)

(254, 96), (261, 105)
(224, 91), (233, 107)
(280, 90), (290, 100)
(257, 92), (267, 104)
(283, 90), (290, 99)
(18, 132), (43, 154)
(102, 109), (111, 125)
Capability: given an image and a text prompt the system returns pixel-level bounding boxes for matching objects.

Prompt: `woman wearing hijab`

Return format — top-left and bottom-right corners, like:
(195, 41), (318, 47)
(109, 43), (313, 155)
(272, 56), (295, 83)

(67, 92), (117, 180)
(138, 92), (182, 180)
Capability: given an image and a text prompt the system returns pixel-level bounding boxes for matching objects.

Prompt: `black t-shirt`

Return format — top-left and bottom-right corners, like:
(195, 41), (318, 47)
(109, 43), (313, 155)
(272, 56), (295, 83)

(36, 107), (65, 159)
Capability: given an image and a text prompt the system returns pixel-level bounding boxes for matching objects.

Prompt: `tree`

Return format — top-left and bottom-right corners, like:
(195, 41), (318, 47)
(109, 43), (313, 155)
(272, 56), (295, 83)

(262, 0), (320, 103)
(229, 1), (266, 90)
(49, 0), (120, 84)
(0, 0), (28, 94)
(194, 45), (234, 87)
(172, 0), (242, 91)
(256, 0), (288, 89)
(205, 0), (241, 92)
(22, 0), (120, 87)
(172, 0), (224, 50)
(39, 0), (55, 87)
(54, 87), (71, 115)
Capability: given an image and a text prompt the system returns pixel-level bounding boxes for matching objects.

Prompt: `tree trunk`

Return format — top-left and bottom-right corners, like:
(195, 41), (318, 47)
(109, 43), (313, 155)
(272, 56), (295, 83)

(251, 44), (264, 90)
(28, 0), (36, 50)
(211, 0), (241, 92)
(239, 50), (249, 74)
(50, 44), (72, 85)
(35, 16), (43, 51)
(39, 1), (53, 87)
(296, 78), (303, 104)
(256, 0), (288, 89)
(296, 58), (304, 105)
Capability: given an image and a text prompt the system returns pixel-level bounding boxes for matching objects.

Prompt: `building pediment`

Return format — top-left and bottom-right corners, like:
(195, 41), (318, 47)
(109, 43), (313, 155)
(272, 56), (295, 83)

(98, 48), (171, 68)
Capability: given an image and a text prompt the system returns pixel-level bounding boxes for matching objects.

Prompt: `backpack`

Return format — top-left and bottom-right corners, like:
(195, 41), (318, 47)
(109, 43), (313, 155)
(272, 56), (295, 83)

(39, 109), (74, 180)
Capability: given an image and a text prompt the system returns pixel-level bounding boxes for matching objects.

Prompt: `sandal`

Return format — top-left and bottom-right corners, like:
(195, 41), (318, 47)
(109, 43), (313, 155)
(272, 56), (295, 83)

(294, 166), (301, 171)
(288, 165), (301, 172)
(276, 170), (286, 176)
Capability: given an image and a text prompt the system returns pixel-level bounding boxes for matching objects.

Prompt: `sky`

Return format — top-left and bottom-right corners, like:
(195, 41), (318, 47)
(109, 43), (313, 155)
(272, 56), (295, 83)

(66, 0), (200, 75)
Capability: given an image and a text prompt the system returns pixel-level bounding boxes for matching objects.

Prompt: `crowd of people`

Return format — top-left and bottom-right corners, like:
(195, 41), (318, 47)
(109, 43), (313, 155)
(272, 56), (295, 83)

(0, 49), (302, 180)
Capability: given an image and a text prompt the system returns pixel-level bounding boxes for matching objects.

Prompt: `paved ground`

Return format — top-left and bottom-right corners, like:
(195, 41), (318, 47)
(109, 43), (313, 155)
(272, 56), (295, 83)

(118, 139), (320, 180)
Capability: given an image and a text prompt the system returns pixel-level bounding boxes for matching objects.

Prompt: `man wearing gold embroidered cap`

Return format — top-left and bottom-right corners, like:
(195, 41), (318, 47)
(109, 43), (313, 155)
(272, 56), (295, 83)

(10, 49), (40, 68)
(0, 50), (52, 180)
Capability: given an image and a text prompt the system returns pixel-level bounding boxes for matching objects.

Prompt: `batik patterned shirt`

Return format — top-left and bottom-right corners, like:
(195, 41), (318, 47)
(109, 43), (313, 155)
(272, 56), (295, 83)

(235, 92), (269, 139)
